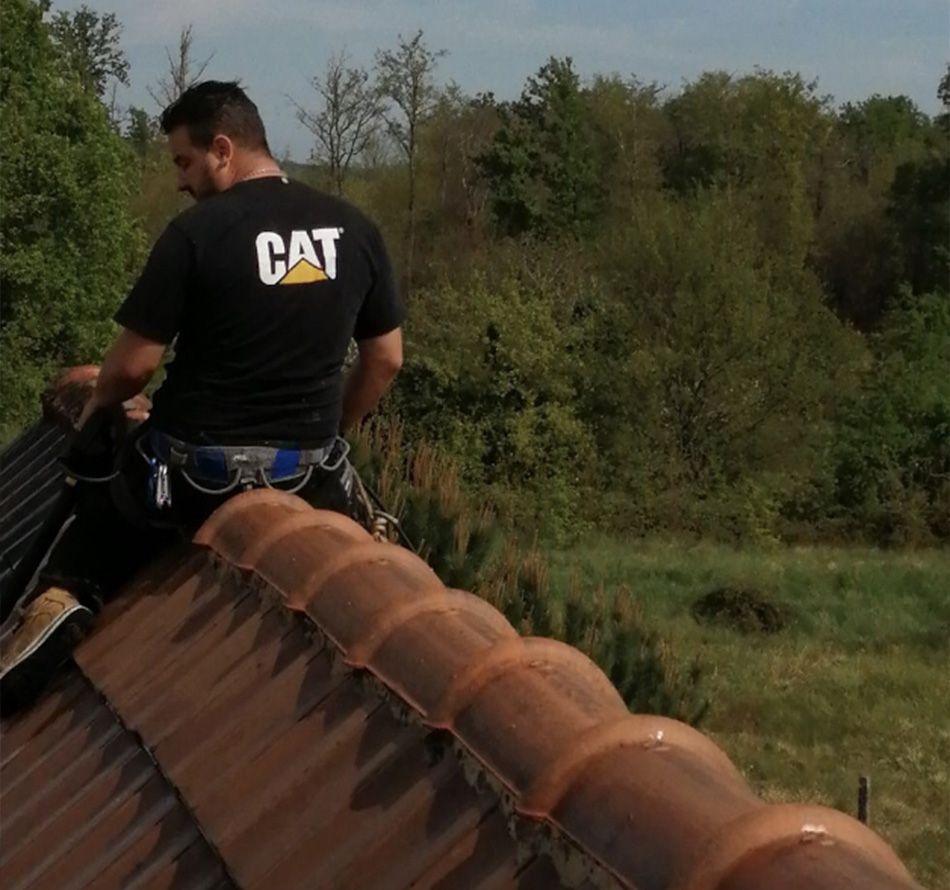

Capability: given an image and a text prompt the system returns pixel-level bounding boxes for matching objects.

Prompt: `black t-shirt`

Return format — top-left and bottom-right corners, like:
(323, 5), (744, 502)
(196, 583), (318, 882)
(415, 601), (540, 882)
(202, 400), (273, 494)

(114, 177), (403, 446)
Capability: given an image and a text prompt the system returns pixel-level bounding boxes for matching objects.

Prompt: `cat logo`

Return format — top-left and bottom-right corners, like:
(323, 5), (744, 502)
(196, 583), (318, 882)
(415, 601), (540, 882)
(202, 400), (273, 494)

(255, 228), (342, 286)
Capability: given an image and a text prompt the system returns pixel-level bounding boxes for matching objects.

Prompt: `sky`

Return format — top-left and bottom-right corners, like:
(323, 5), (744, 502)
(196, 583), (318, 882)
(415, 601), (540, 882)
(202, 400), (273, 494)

(54, 0), (949, 161)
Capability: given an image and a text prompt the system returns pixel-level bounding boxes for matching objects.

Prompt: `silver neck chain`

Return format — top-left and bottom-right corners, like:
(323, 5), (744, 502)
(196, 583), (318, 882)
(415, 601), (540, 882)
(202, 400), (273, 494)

(237, 165), (284, 183)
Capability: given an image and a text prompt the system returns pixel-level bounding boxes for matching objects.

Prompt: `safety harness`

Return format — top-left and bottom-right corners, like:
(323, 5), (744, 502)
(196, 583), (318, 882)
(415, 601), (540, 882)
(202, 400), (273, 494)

(56, 424), (413, 548)
(140, 429), (347, 507)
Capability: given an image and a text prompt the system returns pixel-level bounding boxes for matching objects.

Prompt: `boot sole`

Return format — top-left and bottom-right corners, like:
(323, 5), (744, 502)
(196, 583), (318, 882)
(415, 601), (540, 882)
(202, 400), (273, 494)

(1, 605), (95, 718)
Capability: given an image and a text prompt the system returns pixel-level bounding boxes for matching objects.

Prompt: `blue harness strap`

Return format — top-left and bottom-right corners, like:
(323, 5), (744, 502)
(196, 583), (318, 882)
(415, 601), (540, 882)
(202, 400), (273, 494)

(271, 448), (301, 480)
(192, 449), (230, 482)
(145, 430), (332, 485)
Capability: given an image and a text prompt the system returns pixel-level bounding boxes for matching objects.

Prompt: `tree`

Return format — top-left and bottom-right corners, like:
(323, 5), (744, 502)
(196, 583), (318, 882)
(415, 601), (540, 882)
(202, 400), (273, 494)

(46, 3), (129, 100)
(375, 30), (446, 294)
(585, 74), (667, 221)
(663, 70), (832, 264)
(831, 290), (950, 544)
(387, 256), (599, 539)
(1, 0), (143, 439)
(148, 24), (213, 109)
(592, 193), (863, 539)
(292, 51), (382, 196)
(813, 93), (941, 327)
(887, 156), (950, 296)
(414, 85), (500, 246)
(839, 94), (930, 191)
(476, 57), (606, 238)
(125, 105), (159, 157)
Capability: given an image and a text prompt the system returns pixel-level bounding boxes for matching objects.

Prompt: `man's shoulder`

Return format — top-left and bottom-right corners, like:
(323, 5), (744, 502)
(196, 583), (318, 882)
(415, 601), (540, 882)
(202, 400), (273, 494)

(166, 191), (244, 242)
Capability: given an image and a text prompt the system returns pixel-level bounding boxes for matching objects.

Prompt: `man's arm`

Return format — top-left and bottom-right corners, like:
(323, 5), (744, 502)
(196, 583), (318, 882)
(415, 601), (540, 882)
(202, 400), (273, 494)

(340, 328), (403, 432)
(78, 328), (166, 428)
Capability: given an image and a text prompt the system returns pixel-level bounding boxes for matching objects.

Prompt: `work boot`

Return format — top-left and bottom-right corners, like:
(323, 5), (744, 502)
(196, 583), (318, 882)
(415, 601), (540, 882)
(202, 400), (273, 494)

(0, 587), (94, 718)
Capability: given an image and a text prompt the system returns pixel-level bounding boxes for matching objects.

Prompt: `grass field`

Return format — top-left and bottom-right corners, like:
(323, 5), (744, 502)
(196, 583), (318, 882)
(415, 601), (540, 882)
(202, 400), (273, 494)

(544, 539), (950, 888)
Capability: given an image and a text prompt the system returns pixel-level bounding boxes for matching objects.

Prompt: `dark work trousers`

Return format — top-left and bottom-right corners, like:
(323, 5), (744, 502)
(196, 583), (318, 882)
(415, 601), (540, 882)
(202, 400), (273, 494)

(37, 425), (360, 612)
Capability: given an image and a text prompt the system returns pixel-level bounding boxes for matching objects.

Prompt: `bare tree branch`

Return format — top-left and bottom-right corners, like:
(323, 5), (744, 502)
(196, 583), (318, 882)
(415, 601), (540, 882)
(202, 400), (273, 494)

(290, 51), (382, 196)
(147, 25), (214, 110)
(374, 30), (446, 296)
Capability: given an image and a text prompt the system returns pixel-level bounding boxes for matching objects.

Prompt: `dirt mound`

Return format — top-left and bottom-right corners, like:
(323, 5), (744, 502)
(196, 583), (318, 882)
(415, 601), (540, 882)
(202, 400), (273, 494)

(691, 586), (790, 634)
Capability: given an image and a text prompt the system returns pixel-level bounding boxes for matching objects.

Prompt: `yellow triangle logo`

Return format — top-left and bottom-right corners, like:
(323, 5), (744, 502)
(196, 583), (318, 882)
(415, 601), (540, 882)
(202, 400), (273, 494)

(279, 259), (327, 285)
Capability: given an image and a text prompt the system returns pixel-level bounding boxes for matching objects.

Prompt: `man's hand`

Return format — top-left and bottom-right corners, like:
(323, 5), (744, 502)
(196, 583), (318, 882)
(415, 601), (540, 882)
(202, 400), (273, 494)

(341, 328), (403, 431)
(77, 328), (165, 430)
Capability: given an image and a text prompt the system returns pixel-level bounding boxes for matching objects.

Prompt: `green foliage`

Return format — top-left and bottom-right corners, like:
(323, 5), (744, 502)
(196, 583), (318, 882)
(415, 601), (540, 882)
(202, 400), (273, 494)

(887, 157), (950, 296)
(569, 583), (708, 723)
(585, 75), (667, 222)
(662, 70), (830, 263)
(0, 0), (143, 439)
(594, 193), (863, 541)
(839, 94), (931, 192)
(350, 415), (708, 722)
(47, 3), (129, 100)
(477, 57), (606, 237)
(481, 548), (708, 722)
(388, 248), (599, 540)
(812, 91), (945, 328)
(348, 416), (502, 589)
(125, 106), (159, 158)
(830, 290), (950, 545)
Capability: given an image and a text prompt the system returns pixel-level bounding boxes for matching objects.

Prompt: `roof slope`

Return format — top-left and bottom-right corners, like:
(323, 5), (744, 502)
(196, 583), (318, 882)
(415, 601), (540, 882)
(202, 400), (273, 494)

(3, 538), (580, 890)
(0, 370), (925, 889)
(1, 366), (100, 616)
(1, 665), (231, 890)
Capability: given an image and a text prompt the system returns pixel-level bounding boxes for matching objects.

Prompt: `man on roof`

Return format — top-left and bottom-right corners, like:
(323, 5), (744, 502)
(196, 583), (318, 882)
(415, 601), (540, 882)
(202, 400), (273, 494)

(0, 81), (404, 716)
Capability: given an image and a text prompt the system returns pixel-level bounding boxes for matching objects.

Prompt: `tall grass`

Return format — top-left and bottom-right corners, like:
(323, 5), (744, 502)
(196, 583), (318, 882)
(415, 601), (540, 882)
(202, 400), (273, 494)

(348, 417), (708, 724)
(350, 418), (946, 884)
(547, 537), (950, 888)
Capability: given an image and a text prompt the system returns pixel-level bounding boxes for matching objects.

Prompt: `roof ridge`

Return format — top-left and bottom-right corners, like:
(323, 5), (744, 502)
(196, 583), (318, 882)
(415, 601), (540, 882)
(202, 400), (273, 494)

(194, 489), (922, 890)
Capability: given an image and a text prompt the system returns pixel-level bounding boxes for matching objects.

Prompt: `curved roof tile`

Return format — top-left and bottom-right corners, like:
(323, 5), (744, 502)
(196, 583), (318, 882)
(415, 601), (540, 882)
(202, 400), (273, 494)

(674, 804), (917, 890)
(195, 491), (923, 890)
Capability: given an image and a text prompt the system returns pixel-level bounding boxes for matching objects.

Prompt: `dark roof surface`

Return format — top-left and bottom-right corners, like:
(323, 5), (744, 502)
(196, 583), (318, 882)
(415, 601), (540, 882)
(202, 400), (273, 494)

(0, 371), (925, 890)
(4, 539), (582, 890)
(2, 665), (231, 890)
(1, 419), (68, 597)
(1, 366), (101, 612)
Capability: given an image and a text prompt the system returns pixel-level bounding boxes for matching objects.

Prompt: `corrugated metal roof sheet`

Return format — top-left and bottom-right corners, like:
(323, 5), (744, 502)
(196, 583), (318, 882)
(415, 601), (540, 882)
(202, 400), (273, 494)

(0, 369), (926, 889)
(1, 666), (232, 890)
(0, 366), (99, 611)
(4, 541), (586, 890)
(1, 422), (67, 598)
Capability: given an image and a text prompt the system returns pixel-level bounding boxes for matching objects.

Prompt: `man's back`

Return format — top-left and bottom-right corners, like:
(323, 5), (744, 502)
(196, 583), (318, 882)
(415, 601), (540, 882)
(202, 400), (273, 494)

(116, 177), (399, 447)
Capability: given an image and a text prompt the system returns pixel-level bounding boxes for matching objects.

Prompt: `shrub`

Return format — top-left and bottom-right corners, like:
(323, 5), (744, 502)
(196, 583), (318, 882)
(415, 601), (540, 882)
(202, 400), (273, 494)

(0, 0), (143, 439)
(351, 416), (709, 724)
(691, 586), (791, 634)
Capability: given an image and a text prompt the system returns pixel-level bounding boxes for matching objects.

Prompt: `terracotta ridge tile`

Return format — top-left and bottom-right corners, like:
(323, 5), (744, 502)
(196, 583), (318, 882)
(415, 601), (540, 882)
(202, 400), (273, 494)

(188, 487), (923, 890)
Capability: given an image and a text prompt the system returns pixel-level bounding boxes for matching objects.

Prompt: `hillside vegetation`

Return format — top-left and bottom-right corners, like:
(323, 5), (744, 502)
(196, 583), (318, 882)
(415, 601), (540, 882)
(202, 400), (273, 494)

(3, 0), (947, 547)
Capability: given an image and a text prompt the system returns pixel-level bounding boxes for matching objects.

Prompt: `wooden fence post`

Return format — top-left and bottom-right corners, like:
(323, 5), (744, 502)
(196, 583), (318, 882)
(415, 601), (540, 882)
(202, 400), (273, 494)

(858, 775), (870, 824)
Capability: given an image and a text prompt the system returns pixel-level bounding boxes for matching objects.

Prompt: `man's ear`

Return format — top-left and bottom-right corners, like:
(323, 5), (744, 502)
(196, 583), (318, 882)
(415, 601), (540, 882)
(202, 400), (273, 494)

(211, 134), (234, 167)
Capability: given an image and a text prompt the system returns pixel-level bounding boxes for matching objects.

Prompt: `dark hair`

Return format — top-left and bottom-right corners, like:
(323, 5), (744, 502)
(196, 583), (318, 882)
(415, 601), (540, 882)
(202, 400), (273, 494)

(160, 81), (271, 153)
